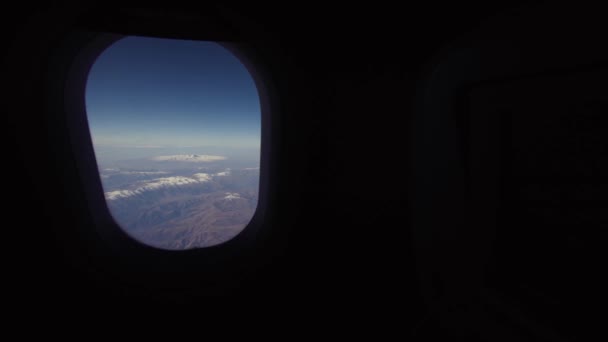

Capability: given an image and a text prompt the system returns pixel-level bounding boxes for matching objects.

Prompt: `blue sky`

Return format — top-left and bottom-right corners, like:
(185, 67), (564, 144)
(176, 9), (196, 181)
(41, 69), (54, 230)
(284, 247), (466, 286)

(85, 36), (261, 153)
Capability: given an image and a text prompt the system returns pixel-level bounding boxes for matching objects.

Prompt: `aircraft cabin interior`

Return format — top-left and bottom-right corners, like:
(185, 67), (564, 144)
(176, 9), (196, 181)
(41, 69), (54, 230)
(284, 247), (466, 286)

(4, 4), (607, 340)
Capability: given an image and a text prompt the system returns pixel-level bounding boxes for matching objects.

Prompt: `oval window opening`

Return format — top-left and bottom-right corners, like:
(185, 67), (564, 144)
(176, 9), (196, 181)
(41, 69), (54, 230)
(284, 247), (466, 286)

(85, 36), (261, 250)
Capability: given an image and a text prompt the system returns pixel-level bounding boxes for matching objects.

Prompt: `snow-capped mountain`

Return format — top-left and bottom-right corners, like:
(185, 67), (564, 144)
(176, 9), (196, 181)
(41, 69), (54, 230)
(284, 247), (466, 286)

(104, 174), (214, 200)
(99, 166), (260, 250)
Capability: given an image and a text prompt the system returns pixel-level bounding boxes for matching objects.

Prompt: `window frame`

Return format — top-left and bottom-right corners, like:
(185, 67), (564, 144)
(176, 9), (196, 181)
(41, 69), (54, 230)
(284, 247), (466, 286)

(47, 25), (278, 274)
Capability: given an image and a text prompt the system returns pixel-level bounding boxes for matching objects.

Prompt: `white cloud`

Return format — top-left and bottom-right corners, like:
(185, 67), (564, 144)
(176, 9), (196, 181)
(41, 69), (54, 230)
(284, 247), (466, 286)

(120, 171), (169, 175)
(151, 154), (227, 162)
(224, 192), (241, 200)
(214, 168), (231, 177)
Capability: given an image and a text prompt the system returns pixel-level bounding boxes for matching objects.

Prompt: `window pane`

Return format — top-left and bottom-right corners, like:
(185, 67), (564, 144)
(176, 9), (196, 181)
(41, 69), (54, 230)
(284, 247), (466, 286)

(85, 36), (261, 250)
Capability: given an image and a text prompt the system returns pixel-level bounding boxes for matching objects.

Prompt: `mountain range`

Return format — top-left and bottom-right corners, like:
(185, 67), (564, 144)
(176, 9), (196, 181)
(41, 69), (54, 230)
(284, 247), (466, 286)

(100, 161), (259, 250)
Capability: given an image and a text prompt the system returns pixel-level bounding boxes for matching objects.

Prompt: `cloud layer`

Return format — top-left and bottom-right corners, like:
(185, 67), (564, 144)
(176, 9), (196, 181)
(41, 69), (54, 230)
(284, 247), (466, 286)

(150, 154), (227, 162)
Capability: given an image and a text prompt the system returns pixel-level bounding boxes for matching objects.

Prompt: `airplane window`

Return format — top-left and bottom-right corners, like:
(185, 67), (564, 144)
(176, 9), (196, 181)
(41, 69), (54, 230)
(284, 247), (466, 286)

(85, 36), (261, 250)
